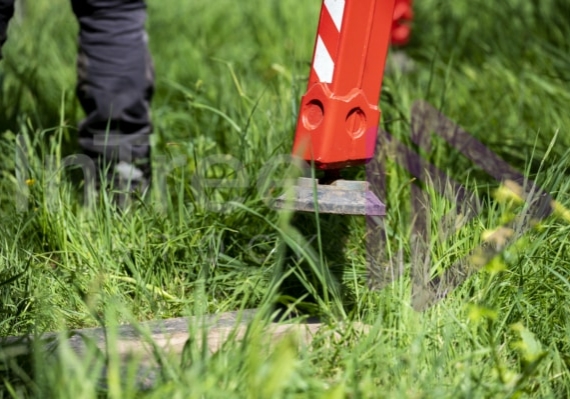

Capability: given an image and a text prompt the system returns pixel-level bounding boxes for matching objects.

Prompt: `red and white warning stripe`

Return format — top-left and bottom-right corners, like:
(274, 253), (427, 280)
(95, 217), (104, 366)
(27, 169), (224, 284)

(313, 0), (345, 83)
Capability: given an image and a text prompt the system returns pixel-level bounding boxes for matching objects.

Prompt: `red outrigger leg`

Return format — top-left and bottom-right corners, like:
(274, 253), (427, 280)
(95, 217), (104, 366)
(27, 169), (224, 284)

(391, 0), (413, 46)
(292, 0), (397, 170)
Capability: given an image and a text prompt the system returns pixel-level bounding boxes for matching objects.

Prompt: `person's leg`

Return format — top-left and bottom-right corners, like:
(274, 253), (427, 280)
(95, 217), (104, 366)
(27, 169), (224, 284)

(70, 0), (154, 195)
(0, 0), (15, 59)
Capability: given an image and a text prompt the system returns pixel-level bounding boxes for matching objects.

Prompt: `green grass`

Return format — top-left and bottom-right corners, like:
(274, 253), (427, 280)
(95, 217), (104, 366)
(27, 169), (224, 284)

(1, 0), (570, 397)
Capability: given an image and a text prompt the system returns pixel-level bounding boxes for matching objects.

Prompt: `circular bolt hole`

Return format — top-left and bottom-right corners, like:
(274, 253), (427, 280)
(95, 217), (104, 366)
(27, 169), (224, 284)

(302, 100), (324, 130)
(345, 108), (366, 138)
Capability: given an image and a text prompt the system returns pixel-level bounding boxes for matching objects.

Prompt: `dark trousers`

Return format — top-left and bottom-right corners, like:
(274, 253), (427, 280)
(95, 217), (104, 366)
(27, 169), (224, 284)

(1, 0), (154, 175)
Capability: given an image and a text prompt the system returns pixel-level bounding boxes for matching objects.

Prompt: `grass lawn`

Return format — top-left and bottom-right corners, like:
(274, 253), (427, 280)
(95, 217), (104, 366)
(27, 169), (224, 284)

(1, 0), (570, 397)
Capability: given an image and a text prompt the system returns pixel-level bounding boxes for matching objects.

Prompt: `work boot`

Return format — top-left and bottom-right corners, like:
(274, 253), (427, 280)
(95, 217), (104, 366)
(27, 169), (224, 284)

(111, 161), (150, 208)
(95, 160), (151, 209)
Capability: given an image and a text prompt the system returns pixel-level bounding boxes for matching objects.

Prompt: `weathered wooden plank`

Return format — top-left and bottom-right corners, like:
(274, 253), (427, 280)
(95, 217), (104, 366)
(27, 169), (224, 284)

(1, 309), (325, 389)
(2, 310), (325, 358)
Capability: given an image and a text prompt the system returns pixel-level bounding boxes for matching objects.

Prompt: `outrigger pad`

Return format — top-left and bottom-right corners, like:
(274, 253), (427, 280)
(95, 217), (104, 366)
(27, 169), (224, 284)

(273, 177), (386, 216)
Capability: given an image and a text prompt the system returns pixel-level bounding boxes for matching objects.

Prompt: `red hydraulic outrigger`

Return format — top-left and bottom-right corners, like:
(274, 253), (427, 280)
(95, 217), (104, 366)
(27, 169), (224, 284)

(275, 0), (412, 216)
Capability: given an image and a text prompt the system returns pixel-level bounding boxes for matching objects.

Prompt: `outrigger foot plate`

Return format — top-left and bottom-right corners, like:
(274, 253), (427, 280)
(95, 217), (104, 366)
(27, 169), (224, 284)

(273, 177), (386, 216)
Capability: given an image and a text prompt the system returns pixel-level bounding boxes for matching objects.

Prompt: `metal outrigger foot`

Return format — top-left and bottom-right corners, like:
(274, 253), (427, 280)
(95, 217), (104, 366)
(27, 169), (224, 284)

(274, 177), (385, 216)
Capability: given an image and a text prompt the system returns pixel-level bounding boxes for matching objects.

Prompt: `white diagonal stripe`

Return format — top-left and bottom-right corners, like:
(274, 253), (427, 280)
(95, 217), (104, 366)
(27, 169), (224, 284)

(314, 36), (334, 83)
(324, 0), (345, 32)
